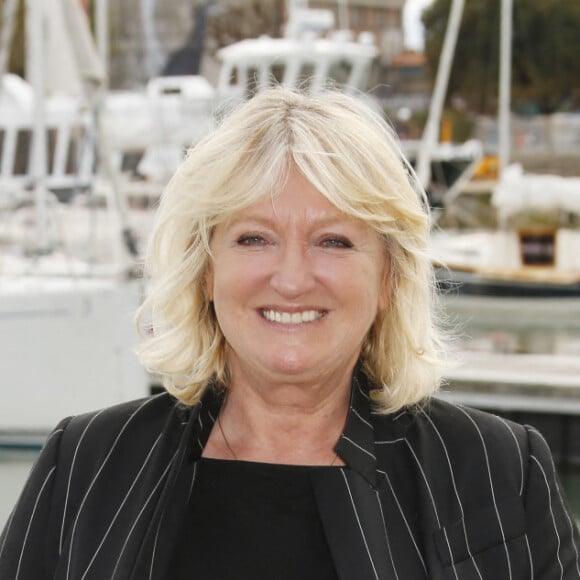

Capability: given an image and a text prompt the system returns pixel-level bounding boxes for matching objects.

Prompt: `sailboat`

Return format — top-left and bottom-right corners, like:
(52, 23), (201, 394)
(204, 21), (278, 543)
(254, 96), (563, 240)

(424, 0), (580, 402)
(0, 0), (149, 443)
(424, 0), (580, 301)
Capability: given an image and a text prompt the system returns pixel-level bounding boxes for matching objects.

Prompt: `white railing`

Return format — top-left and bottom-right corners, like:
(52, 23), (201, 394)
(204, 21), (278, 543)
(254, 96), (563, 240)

(0, 104), (94, 195)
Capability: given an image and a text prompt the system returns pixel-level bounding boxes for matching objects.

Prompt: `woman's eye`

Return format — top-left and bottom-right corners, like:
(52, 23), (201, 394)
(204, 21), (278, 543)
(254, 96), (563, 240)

(321, 237), (353, 249)
(236, 234), (268, 246)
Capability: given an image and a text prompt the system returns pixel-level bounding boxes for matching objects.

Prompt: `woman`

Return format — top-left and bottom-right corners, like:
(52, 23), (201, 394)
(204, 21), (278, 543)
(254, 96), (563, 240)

(1, 88), (579, 579)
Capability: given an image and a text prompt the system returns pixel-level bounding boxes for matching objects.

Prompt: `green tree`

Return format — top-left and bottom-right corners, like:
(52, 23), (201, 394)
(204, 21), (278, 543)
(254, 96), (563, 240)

(422, 0), (580, 114)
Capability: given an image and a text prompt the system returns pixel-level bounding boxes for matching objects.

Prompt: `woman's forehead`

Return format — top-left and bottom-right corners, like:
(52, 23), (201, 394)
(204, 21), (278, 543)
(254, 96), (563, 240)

(222, 187), (361, 229)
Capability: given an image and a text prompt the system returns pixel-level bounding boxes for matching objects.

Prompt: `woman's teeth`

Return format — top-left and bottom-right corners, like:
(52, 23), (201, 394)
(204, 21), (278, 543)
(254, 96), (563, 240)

(261, 309), (324, 324)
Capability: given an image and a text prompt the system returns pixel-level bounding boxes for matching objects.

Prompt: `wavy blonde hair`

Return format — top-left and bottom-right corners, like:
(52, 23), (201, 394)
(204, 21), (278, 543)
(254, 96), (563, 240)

(137, 87), (446, 413)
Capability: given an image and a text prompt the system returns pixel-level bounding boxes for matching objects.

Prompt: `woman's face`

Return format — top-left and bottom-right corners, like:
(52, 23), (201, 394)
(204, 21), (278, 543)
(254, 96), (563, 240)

(206, 166), (390, 387)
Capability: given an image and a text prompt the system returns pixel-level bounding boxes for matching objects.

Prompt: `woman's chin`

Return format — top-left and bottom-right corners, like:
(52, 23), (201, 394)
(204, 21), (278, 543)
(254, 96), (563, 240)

(267, 358), (314, 377)
(255, 350), (327, 379)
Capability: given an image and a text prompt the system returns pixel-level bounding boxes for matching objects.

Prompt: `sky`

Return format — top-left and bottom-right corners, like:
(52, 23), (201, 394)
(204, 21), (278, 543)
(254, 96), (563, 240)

(403, 0), (434, 51)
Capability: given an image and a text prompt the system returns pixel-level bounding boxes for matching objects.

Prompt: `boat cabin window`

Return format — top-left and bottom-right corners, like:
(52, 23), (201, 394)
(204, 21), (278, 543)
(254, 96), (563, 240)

(15, 129), (31, 176)
(227, 66), (239, 87)
(519, 229), (556, 266)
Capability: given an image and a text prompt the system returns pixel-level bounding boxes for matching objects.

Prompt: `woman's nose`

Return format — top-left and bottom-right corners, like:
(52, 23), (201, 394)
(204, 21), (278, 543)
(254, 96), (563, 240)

(269, 242), (316, 297)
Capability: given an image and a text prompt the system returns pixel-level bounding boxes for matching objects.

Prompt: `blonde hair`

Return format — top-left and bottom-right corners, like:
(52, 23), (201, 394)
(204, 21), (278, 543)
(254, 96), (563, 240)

(137, 87), (446, 413)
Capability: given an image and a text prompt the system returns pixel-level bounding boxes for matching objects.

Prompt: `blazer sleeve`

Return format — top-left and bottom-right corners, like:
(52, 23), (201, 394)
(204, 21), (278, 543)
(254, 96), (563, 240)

(0, 417), (71, 579)
(524, 425), (580, 579)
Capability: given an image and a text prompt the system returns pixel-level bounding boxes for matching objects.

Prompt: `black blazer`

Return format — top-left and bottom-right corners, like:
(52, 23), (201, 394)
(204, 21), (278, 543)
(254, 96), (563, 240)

(1, 369), (579, 579)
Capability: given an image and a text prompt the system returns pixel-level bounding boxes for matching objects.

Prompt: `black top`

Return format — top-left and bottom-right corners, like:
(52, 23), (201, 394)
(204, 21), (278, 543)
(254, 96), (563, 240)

(167, 458), (340, 579)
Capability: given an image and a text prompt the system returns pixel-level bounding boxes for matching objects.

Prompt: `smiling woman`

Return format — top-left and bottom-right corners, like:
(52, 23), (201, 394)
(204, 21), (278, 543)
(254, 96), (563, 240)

(140, 88), (441, 416)
(1, 88), (579, 579)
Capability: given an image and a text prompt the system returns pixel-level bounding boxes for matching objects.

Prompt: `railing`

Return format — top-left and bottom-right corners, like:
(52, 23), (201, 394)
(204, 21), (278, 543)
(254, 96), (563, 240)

(475, 113), (580, 157)
(0, 106), (94, 195)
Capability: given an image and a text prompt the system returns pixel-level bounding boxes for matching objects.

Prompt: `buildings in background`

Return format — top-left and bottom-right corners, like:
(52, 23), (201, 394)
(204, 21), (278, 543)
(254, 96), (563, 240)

(309, 0), (405, 65)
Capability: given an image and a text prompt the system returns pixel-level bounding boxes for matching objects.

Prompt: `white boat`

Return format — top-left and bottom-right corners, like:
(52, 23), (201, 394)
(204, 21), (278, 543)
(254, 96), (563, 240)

(216, 30), (377, 105)
(423, 0), (580, 300)
(0, 0), (150, 442)
(421, 0), (580, 401)
(0, 5), (378, 197)
(0, 277), (148, 439)
(433, 164), (580, 298)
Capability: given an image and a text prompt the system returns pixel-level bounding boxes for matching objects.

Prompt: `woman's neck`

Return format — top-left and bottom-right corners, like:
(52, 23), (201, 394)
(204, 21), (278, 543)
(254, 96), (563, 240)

(204, 367), (353, 465)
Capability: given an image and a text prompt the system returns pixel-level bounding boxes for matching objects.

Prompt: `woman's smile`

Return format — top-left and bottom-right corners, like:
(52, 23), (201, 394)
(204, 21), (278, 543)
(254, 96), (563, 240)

(259, 308), (327, 325)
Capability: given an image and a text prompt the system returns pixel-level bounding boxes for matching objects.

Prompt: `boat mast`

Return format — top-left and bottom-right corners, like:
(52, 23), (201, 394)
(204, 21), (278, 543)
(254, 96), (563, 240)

(498, 0), (513, 175)
(416, 0), (464, 190)
(337, 0), (349, 30)
(26, 0), (51, 253)
(95, 0), (110, 88)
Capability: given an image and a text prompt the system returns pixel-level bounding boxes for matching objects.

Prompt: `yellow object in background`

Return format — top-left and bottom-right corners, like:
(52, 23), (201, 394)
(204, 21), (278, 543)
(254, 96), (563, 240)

(473, 154), (499, 180)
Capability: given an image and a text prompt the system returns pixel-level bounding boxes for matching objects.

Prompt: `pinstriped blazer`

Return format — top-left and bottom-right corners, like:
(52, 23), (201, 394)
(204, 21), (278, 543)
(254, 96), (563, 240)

(1, 368), (579, 579)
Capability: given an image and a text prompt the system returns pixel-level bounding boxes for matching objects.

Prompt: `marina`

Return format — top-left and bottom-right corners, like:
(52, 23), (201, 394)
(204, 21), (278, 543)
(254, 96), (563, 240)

(2, 0), (580, 538)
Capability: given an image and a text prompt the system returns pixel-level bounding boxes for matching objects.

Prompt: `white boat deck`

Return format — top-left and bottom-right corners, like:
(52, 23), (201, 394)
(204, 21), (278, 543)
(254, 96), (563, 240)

(440, 351), (580, 414)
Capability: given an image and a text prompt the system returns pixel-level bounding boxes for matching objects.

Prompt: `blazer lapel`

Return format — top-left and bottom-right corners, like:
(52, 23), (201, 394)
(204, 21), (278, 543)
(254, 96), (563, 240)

(311, 467), (394, 580)
(309, 371), (393, 580)
(313, 368), (430, 580)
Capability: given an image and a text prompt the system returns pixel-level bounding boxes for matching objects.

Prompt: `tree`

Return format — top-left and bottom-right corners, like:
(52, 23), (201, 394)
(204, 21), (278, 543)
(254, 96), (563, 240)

(422, 0), (580, 114)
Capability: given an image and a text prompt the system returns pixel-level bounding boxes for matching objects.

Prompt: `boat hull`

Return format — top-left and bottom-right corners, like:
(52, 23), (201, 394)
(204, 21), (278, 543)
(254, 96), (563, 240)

(436, 267), (580, 298)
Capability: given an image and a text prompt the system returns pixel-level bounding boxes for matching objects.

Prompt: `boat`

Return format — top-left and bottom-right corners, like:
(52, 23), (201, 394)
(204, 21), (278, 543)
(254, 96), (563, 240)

(216, 27), (377, 105)
(118, 6), (378, 188)
(0, 0), (150, 443)
(418, 0), (580, 396)
(433, 163), (580, 298)
(422, 0), (580, 300)
(401, 138), (484, 207)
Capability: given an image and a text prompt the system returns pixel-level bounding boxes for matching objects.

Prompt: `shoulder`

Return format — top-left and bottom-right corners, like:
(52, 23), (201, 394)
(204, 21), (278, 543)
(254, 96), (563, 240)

(60, 392), (183, 443)
(50, 394), (195, 537)
(53, 393), (192, 483)
(406, 396), (527, 449)
(0, 394), (193, 576)
(374, 395), (528, 453)
(371, 398), (580, 573)
(374, 397), (531, 495)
